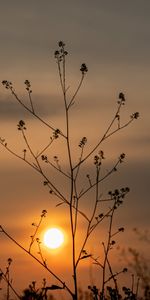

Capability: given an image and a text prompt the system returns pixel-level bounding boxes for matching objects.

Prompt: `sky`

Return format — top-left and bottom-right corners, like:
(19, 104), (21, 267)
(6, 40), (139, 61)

(0, 1), (150, 298)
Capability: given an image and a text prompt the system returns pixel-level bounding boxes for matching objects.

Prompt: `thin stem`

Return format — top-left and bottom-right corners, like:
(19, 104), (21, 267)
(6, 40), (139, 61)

(36, 138), (54, 158)
(78, 159), (120, 200)
(73, 181), (79, 236)
(0, 268), (21, 299)
(47, 159), (71, 179)
(64, 76), (78, 300)
(135, 277), (140, 297)
(71, 203), (90, 222)
(0, 138), (89, 224)
(0, 226), (73, 297)
(74, 103), (133, 170)
(104, 256), (119, 293)
(28, 91), (35, 114)
(57, 44), (78, 299)
(75, 207), (113, 268)
(21, 129), (68, 202)
(57, 59), (64, 93)
(74, 146), (84, 181)
(89, 207), (113, 234)
(29, 216), (43, 253)
(37, 240), (47, 267)
(92, 164), (100, 223)
(0, 142), (39, 171)
(67, 74), (84, 110)
(73, 147), (84, 236)
(101, 204), (115, 299)
(9, 87), (66, 138)
(75, 188), (111, 270)
(6, 268), (10, 300)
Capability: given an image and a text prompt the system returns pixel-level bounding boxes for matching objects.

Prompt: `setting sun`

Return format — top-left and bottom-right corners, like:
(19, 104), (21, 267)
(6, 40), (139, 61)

(43, 228), (64, 249)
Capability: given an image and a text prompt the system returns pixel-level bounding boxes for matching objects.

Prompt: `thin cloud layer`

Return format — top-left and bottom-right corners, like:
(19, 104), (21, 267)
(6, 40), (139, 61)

(0, 93), (65, 120)
(0, 2), (149, 294)
(0, 1), (150, 73)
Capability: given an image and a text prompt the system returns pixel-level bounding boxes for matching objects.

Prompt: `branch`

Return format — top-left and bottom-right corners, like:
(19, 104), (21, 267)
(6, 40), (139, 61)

(0, 226), (73, 297)
(74, 100), (137, 170)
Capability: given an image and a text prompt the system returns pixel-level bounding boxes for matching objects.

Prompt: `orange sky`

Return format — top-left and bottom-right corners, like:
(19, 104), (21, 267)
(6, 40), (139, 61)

(0, 1), (150, 299)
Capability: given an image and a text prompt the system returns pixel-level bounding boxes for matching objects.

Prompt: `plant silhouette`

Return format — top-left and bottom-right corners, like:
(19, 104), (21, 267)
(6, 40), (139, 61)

(0, 41), (140, 300)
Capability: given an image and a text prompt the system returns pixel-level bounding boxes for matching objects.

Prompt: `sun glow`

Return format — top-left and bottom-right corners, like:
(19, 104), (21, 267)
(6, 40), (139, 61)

(43, 228), (64, 249)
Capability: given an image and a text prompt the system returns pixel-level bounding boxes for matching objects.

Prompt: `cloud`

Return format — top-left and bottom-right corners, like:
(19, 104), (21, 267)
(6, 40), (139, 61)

(0, 0), (150, 73)
(0, 93), (64, 120)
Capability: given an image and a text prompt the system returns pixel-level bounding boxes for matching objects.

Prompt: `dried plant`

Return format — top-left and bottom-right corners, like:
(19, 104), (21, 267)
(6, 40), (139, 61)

(0, 41), (140, 300)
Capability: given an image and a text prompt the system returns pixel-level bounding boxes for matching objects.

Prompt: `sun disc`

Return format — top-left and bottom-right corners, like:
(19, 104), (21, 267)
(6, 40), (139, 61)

(44, 228), (64, 249)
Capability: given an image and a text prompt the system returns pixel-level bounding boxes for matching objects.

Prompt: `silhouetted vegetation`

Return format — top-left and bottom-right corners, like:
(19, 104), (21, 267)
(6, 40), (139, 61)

(0, 41), (143, 299)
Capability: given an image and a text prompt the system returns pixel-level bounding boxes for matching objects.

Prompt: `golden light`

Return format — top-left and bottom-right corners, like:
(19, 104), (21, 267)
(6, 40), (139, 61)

(43, 227), (64, 249)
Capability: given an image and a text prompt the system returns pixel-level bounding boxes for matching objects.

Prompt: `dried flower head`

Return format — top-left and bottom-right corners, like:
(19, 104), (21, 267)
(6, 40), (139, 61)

(53, 129), (60, 139)
(17, 120), (26, 130)
(78, 136), (87, 148)
(24, 80), (32, 93)
(2, 80), (13, 90)
(131, 112), (139, 119)
(41, 209), (47, 217)
(80, 63), (88, 74)
(118, 92), (126, 104)
(8, 258), (12, 265)
(58, 41), (65, 48)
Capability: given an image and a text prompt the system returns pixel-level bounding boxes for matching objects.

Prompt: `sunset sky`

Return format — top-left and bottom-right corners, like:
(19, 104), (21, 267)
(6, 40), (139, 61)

(0, 1), (150, 298)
